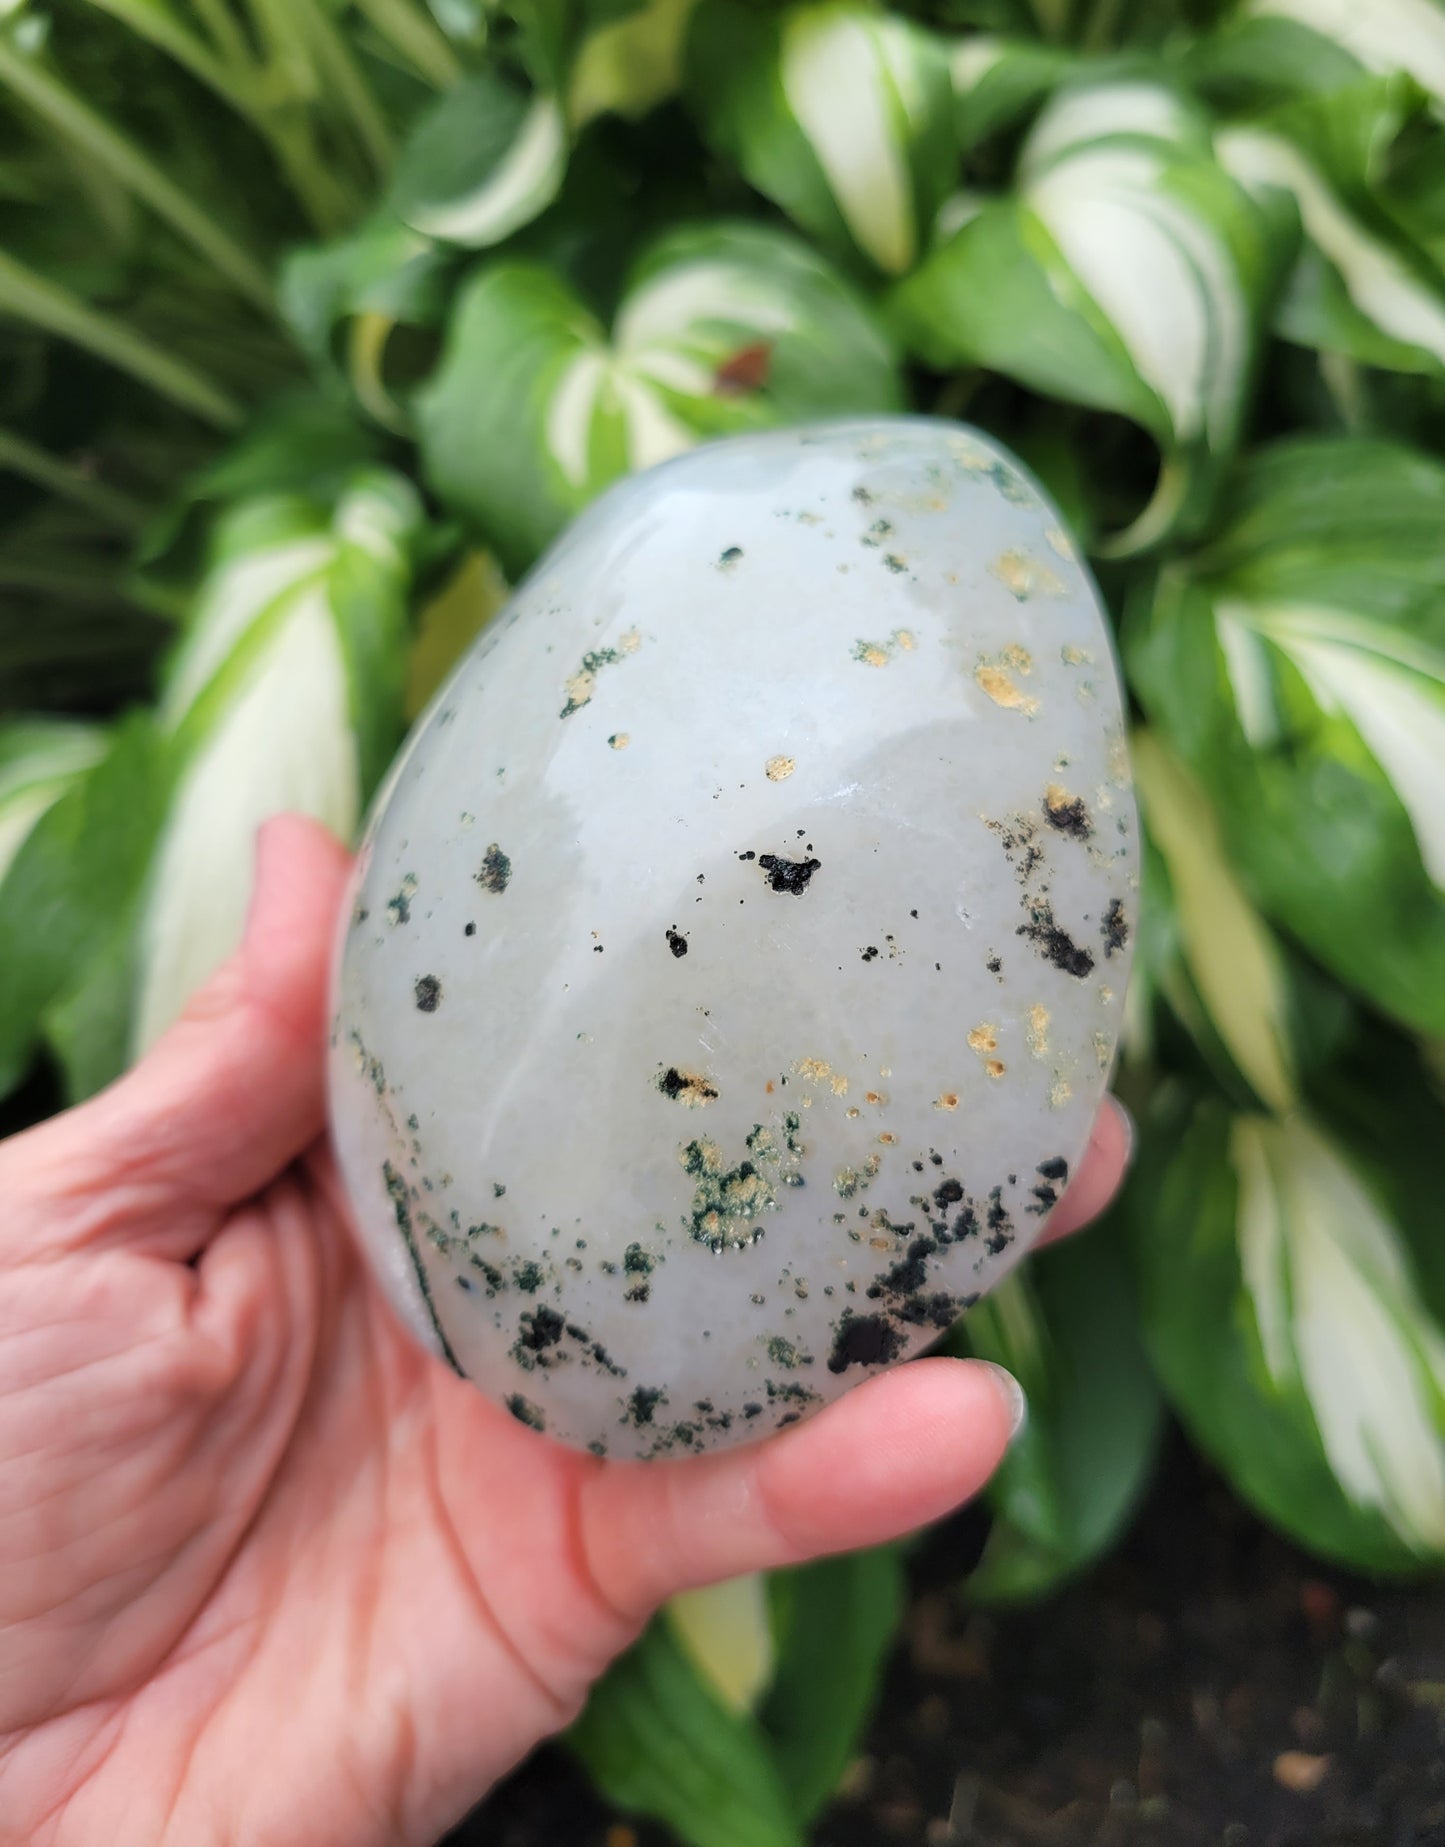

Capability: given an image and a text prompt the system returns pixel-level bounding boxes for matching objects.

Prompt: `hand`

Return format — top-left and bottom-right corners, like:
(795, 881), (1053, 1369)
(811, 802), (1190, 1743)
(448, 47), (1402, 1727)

(0, 816), (1131, 1847)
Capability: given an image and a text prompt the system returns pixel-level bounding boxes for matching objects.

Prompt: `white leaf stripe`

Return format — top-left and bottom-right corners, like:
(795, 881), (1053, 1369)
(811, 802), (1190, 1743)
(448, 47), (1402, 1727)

(667, 1576), (775, 1712)
(1133, 732), (1296, 1112)
(403, 95), (566, 247)
(1025, 145), (1243, 444)
(1247, 0), (1445, 108)
(0, 723), (105, 883)
(615, 261), (800, 353)
(546, 349), (610, 488)
(780, 7), (916, 273)
(135, 592), (360, 1051)
(1217, 127), (1445, 368)
(163, 537), (334, 725)
(1214, 599), (1445, 887)
(1233, 1113), (1445, 1554)
(1020, 81), (1195, 171)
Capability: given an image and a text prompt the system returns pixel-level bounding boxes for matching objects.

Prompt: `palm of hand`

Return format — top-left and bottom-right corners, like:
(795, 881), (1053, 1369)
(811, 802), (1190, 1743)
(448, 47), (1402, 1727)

(0, 819), (1126, 1847)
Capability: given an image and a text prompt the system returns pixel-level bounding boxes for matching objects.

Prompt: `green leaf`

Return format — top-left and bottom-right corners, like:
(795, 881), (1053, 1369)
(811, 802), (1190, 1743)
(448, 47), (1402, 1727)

(416, 220), (902, 572)
(1236, 0), (1445, 113)
(568, 1618), (805, 1847)
(686, 0), (956, 275)
(1217, 76), (1445, 377)
(388, 71), (568, 248)
(0, 715), (162, 1100)
(949, 35), (1072, 151)
(1127, 1091), (1445, 1573)
(667, 1576), (776, 1716)
(960, 1217), (1164, 1604)
(130, 469), (422, 1057)
(1132, 730), (1297, 1112)
(0, 717), (107, 884)
(892, 77), (1291, 552)
(570, 0), (697, 124)
(1127, 435), (1445, 1036)
(760, 1548), (904, 1823)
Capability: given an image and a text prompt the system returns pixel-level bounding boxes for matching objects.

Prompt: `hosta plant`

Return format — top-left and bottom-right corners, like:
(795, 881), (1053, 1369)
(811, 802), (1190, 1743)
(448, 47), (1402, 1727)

(2, 0), (1444, 1841)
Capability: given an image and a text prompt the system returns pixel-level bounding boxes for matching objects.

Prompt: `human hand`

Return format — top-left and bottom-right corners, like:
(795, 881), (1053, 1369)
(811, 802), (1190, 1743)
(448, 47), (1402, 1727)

(0, 815), (1131, 1847)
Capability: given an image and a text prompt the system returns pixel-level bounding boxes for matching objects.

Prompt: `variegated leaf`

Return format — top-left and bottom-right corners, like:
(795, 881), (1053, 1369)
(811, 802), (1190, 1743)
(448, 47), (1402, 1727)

(1132, 730), (1298, 1112)
(570, 0), (697, 125)
(389, 71), (567, 248)
(0, 717), (105, 885)
(1217, 77), (1445, 376)
(415, 221), (902, 572)
(892, 80), (1288, 552)
(667, 1576), (776, 1714)
(949, 35), (1070, 151)
(132, 472), (421, 1052)
(1131, 1093), (1445, 1572)
(1129, 436), (1445, 1035)
(686, 0), (956, 275)
(1243, 0), (1445, 111)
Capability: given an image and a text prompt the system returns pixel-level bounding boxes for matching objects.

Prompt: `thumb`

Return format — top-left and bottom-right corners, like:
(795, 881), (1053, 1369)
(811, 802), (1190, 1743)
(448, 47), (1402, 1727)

(2, 814), (352, 1263)
(577, 1356), (1026, 1624)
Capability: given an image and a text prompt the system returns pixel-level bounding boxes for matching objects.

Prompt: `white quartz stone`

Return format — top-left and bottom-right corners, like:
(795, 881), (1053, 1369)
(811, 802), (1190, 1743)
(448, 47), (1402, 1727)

(328, 418), (1138, 1457)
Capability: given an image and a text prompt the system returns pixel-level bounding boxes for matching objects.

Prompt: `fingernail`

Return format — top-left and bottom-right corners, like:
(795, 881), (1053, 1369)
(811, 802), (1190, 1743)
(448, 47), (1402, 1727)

(1108, 1095), (1136, 1166)
(978, 1361), (1028, 1442)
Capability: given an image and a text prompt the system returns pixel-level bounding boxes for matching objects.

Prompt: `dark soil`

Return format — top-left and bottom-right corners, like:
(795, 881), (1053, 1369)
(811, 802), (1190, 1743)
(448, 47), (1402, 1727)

(456, 1434), (1445, 1847)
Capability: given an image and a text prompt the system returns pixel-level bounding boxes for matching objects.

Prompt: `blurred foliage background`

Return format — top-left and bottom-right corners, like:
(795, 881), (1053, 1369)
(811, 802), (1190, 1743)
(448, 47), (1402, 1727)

(1, 0), (1443, 1839)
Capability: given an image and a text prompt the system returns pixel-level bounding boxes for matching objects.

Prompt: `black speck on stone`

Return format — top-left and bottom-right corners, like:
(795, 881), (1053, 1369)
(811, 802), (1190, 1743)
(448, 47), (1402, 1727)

(718, 546), (743, 568)
(1038, 1155), (1069, 1182)
(1102, 897), (1129, 956)
(505, 1394), (546, 1432)
(464, 921), (476, 937)
(623, 1242), (655, 1275)
(986, 954), (1002, 974)
(1019, 903), (1095, 978)
(737, 849), (756, 861)
(882, 553), (907, 574)
(626, 1385), (666, 1427)
(413, 974), (442, 1013)
(758, 852), (821, 895)
(516, 1304), (565, 1354)
(861, 945), (879, 962)
(828, 1310), (906, 1374)
(666, 927), (688, 958)
(476, 843), (512, 894)
(934, 1177), (964, 1210)
(1045, 793), (1093, 839)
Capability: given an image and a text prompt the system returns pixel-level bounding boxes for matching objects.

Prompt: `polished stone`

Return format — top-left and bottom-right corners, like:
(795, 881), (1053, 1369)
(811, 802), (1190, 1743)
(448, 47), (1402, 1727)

(328, 418), (1138, 1458)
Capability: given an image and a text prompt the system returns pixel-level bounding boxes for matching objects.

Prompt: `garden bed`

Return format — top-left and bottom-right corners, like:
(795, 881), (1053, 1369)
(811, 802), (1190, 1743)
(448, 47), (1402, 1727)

(462, 1434), (1445, 1847)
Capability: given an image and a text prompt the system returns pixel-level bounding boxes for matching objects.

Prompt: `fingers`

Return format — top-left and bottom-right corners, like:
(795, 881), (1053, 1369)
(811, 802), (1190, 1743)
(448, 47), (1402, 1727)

(1034, 1094), (1134, 1248)
(1, 815), (352, 1263)
(578, 1357), (1023, 1624)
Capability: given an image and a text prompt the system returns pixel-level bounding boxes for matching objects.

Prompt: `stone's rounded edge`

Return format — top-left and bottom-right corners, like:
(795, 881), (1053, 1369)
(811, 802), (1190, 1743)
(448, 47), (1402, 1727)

(326, 841), (454, 1376)
(326, 414), (1139, 1460)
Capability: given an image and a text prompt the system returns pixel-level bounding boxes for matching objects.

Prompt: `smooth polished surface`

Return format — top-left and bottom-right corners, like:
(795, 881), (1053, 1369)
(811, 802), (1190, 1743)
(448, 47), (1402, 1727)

(329, 419), (1138, 1457)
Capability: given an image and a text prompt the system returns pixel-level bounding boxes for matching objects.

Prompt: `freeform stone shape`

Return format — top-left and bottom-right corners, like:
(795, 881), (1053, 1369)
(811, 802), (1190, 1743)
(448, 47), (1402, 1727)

(328, 418), (1138, 1458)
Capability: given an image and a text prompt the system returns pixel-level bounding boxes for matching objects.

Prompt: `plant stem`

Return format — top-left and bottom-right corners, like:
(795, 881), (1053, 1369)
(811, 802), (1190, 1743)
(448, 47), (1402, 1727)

(353, 0), (462, 88)
(0, 250), (242, 429)
(294, 0), (396, 170)
(186, 0), (258, 74)
(0, 429), (149, 529)
(247, 0), (393, 175)
(0, 34), (275, 313)
(80, 0), (259, 116)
